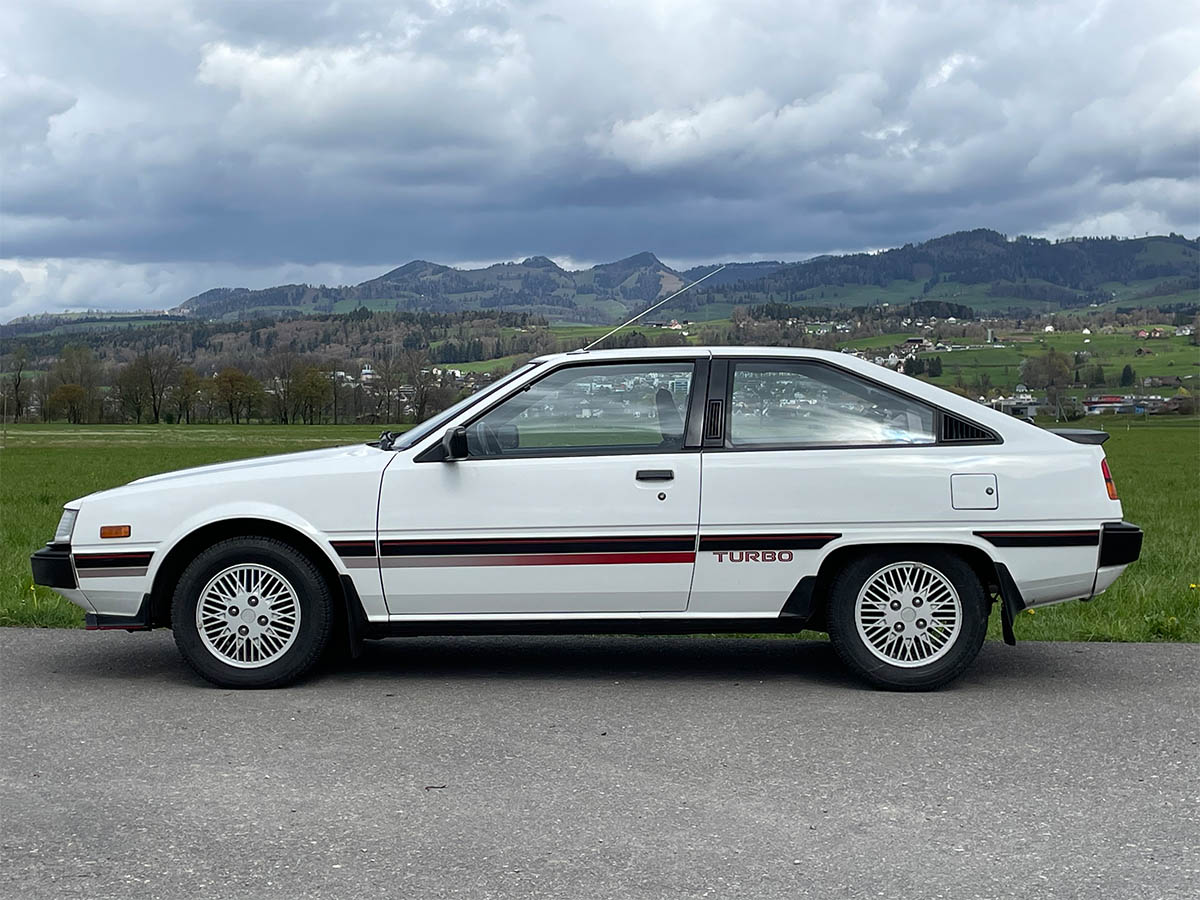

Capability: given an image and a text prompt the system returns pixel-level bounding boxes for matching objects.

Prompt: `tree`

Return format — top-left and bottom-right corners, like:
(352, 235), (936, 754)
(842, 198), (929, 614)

(1120, 364), (1136, 387)
(1021, 349), (1072, 390)
(54, 345), (101, 423)
(294, 366), (331, 424)
(371, 349), (401, 422)
(401, 349), (449, 423)
(140, 349), (180, 423)
(5, 346), (28, 419)
(49, 383), (87, 424)
(267, 351), (300, 423)
(116, 362), (151, 423)
(174, 367), (202, 424)
(209, 368), (262, 424)
(927, 356), (943, 377)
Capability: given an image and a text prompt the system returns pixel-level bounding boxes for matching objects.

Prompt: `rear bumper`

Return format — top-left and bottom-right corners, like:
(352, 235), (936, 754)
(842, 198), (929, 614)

(30, 544), (76, 589)
(1099, 521), (1142, 568)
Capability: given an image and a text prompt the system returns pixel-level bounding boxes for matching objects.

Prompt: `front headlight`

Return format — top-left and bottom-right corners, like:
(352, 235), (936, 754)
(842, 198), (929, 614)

(53, 508), (78, 544)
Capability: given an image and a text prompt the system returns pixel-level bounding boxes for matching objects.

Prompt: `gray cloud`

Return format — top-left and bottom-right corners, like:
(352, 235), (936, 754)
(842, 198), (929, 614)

(1, 0), (1197, 318)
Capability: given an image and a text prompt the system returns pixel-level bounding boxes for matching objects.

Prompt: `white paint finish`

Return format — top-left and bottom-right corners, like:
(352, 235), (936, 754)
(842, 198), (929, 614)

(55, 587), (94, 613)
(1092, 564), (1128, 597)
(67, 443), (392, 620)
(951, 473), (999, 510)
(993, 546), (1101, 606)
(690, 550), (824, 614)
(378, 453), (701, 614)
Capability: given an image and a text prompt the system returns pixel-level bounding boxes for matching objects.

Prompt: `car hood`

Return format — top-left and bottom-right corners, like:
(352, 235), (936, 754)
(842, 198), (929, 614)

(68, 444), (385, 508)
(129, 444), (376, 486)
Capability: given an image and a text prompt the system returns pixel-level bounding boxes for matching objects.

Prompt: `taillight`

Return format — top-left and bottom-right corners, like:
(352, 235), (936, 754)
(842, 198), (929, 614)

(1101, 459), (1118, 500)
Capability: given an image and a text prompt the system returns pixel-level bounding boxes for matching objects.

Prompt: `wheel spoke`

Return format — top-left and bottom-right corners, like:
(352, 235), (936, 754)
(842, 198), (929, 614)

(855, 561), (962, 669)
(196, 563), (301, 670)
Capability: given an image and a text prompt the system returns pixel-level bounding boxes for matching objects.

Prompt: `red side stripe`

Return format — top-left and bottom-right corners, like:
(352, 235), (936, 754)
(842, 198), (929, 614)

(397, 552), (697, 567)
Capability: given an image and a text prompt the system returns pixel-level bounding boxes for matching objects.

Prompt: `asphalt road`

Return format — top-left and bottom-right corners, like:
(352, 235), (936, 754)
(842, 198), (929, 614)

(1, 630), (1197, 900)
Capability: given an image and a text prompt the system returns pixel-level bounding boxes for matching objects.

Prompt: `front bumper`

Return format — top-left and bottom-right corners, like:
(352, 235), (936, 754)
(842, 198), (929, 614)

(31, 544), (150, 628)
(1099, 521), (1143, 567)
(30, 544), (76, 589)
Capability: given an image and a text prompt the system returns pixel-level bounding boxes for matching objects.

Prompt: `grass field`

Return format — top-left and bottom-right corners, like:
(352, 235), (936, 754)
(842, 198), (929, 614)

(1, 420), (1196, 641)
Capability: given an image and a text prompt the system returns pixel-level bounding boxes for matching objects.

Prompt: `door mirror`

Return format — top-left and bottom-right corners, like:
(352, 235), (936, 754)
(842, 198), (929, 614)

(441, 425), (469, 460)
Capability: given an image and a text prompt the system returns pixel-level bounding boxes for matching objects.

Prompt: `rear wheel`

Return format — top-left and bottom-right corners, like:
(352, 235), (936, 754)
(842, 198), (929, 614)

(826, 549), (988, 691)
(172, 537), (333, 688)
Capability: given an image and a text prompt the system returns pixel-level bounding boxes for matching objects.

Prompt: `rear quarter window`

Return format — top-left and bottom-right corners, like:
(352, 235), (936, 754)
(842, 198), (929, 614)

(729, 361), (936, 447)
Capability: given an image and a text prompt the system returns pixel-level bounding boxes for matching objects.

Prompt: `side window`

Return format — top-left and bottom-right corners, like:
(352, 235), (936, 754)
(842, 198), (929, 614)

(466, 362), (695, 457)
(729, 362), (935, 447)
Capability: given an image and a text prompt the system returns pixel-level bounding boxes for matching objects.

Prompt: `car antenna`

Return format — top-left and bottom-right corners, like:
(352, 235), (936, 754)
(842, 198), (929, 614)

(576, 264), (727, 352)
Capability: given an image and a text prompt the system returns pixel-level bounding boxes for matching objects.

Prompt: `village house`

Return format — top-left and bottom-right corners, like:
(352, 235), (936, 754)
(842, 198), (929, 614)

(988, 393), (1048, 418)
(1084, 394), (1167, 415)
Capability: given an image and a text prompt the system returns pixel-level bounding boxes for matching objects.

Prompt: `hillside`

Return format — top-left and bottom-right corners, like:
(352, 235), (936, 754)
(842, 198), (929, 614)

(4, 232), (1194, 333)
(165, 231), (1196, 324)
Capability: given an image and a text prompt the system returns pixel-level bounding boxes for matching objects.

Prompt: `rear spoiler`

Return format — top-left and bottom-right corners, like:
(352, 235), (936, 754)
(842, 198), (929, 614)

(1047, 428), (1109, 445)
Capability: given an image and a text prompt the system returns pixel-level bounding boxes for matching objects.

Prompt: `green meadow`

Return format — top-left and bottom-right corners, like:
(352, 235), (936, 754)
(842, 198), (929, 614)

(1, 420), (1196, 641)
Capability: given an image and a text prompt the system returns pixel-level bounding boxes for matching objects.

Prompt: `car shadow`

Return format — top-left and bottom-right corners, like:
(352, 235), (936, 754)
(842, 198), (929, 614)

(31, 630), (1127, 693)
(330, 634), (858, 688)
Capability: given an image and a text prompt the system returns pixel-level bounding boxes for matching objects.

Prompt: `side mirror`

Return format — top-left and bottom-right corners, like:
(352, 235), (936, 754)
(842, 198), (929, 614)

(441, 425), (468, 461)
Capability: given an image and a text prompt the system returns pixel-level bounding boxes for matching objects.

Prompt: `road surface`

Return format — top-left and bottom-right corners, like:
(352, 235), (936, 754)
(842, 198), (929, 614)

(1, 629), (1197, 899)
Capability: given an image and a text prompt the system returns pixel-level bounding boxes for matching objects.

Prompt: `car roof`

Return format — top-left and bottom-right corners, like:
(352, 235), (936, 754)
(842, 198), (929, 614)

(532, 345), (844, 363)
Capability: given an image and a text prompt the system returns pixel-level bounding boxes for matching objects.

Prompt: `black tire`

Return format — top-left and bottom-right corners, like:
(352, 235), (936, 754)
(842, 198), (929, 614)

(171, 537), (333, 688)
(826, 549), (988, 691)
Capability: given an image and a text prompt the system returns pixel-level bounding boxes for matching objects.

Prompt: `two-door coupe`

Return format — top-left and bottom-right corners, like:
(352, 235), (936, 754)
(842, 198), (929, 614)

(31, 347), (1142, 689)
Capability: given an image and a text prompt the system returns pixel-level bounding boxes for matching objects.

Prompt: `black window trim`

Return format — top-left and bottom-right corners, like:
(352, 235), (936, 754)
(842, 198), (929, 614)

(414, 356), (707, 463)
(713, 356), (1002, 452)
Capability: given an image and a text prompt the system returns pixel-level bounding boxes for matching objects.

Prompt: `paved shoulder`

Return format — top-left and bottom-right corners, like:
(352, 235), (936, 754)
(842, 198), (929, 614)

(1, 630), (1197, 899)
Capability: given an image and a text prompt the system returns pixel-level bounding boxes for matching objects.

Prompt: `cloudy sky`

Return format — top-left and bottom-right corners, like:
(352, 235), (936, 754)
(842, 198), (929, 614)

(2, 0), (1197, 319)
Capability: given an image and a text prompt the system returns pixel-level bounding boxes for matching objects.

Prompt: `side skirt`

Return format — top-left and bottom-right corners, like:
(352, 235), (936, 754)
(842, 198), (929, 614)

(359, 616), (821, 639)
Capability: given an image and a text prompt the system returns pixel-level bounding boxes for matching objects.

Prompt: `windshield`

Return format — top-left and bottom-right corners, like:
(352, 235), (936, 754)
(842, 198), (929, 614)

(387, 363), (541, 450)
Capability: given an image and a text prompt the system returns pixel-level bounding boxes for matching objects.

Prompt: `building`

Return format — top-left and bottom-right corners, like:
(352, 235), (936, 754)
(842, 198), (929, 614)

(989, 393), (1048, 418)
(1084, 394), (1167, 415)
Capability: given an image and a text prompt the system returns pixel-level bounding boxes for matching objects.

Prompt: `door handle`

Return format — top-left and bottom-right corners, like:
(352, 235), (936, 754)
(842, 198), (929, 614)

(636, 469), (675, 482)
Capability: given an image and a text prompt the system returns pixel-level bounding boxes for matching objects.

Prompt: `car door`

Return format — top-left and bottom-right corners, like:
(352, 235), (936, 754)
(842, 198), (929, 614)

(692, 356), (943, 615)
(377, 359), (703, 616)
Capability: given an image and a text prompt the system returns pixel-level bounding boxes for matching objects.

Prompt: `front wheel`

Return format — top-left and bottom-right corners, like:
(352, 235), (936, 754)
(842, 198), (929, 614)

(172, 537), (333, 688)
(826, 550), (988, 691)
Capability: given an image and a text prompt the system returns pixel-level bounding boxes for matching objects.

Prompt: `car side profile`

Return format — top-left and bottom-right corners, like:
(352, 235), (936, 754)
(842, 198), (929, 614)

(31, 346), (1142, 690)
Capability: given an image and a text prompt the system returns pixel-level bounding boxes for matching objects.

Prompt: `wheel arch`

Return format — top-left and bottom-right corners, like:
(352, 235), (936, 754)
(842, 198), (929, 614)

(148, 517), (348, 629)
(805, 540), (1002, 630)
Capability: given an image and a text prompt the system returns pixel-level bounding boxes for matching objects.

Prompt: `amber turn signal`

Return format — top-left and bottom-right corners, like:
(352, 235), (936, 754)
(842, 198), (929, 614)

(100, 525), (131, 539)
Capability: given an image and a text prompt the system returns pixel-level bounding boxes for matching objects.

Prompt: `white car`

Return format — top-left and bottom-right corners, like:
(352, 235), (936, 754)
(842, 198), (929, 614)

(32, 347), (1142, 690)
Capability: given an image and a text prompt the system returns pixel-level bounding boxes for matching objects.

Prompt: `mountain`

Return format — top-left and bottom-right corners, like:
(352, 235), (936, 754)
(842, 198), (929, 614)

(155, 230), (1197, 324)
